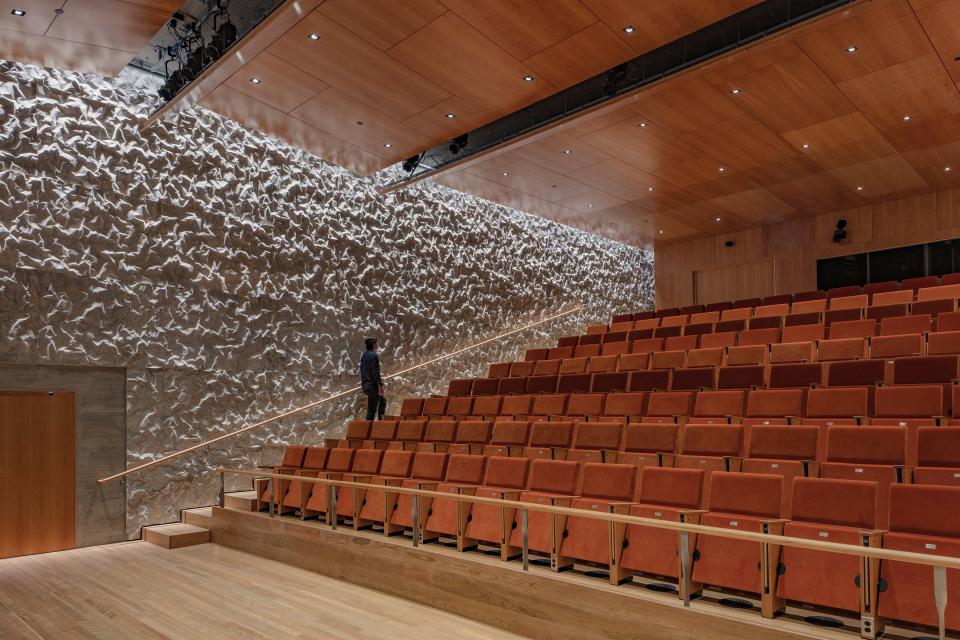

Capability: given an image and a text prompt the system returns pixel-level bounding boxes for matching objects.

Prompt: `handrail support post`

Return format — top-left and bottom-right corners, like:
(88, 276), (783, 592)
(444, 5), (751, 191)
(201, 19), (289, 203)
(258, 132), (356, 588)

(218, 471), (224, 508)
(521, 508), (529, 571)
(934, 565), (947, 640)
(413, 495), (420, 548)
(268, 477), (275, 518)
(679, 531), (691, 608)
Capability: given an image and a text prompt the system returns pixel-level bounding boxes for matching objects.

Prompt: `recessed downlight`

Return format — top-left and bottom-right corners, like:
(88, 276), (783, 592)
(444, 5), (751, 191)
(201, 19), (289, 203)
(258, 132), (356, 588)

(659, 230), (664, 234)
(638, 122), (647, 127)
(383, 143), (392, 148)
(846, 46), (857, 53)
(11, 9), (25, 16)
(731, 88), (741, 95)
(801, 143), (810, 149)
(902, 115), (911, 121)
(563, 149), (572, 154)
(502, 171), (509, 176)
(856, 186), (864, 191)
(249, 77), (261, 84)
(587, 203), (594, 208)
(946, 166), (953, 173)
(719, 166), (726, 173)
(623, 25), (636, 33)
(647, 186), (654, 192)
(307, 32), (320, 40)
(522, 74), (534, 82)
(715, 217), (721, 222)
(445, 113), (455, 119)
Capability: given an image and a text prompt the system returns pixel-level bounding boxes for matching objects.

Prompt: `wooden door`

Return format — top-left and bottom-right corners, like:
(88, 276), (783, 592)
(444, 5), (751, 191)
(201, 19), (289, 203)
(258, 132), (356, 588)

(0, 390), (76, 558)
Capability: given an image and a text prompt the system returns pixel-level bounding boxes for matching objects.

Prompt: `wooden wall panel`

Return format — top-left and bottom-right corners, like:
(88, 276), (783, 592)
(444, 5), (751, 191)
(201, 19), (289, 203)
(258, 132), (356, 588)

(0, 391), (75, 558)
(656, 187), (960, 308)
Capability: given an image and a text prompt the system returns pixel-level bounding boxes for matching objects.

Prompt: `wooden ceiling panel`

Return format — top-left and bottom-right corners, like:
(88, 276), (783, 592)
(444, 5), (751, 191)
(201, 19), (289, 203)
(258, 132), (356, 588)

(581, 0), (762, 55)
(828, 153), (929, 197)
(291, 88), (433, 161)
(557, 104), (638, 137)
(629, 77), (743, 134)
(837, 54), (960, 134)
(468, 155), (593, 202)
(0, 24), (133, 75)
(438, 0), (597, 60)
(707, 188), (797, 226)
(200, 85), (351, 161)
(794, 0), (932, 82)
(765, 171), (864, 213)
(913, 0), (960, 84)
(678, 115), (797, 173)
(0, 0), (60, 35)
(387, 12), (555, 115)
(268, 11), (450, 120)
(567, 158), (661, 200)
(402, 96), (487, 143)
(513, 133), (612, 173)
(328, 146), (393, 175)
(552, 188), (626, 214)
(523, 21), (636, 91)
(223, 52), (328, 114)
(900, 140), (960, 188)
(46, 0), (173, 53)
(319, 0), (446, 50)
(581, 114), (702, 173)
(781, 112), (898, 170)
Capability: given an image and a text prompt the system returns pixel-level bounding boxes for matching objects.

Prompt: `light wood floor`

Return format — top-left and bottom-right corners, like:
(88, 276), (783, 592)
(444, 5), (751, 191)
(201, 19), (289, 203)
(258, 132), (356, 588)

(0, 542), (527, 640)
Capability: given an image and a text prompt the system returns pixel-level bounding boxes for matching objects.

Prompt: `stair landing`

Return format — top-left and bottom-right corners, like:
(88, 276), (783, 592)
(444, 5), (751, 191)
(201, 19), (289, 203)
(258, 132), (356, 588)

(143, 523), (210, 549)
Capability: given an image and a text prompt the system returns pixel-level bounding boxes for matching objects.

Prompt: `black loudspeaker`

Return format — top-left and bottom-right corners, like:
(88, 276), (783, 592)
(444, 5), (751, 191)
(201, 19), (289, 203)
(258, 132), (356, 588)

(724, 240), (735, 248)
(833, 218), (848, 243)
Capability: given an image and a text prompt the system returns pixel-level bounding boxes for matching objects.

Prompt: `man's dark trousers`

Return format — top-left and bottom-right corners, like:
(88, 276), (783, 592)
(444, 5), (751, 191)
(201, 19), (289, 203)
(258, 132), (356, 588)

(365, 388), (386, 420)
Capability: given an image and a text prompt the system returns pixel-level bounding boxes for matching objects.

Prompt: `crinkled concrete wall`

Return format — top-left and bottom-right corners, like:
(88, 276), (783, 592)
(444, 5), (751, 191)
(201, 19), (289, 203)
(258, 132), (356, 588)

(0, 61), (654, 538)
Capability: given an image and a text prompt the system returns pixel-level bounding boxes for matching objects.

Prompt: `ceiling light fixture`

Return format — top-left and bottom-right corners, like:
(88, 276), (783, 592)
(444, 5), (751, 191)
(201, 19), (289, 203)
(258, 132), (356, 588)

(11, 9), (25, 16)
(383, 143), (392, 148)
(587, 203), (594, 208)
(522, 75), (534, 82)
(715, 217), (721, 222)
(731, 88), (741, 95)
(659, 230), (664, 234)
(563, 149), (572, 154)
(638, 122), (647, 127)
(307, 32), (320, 40)
(445, 113), (455, 118)
(902, 115), (911, 121)
(946, 166), (953, 173)
(249, 77), (261, 84)
(502, 171), (509, 176)
(801, 143), (810, 149)
(846, 46), (857, 53)
(647, 186), (654, 191)
(719, 166), (726, 172)
(856, 186), (864, 191)
(623, 25), (636, 33)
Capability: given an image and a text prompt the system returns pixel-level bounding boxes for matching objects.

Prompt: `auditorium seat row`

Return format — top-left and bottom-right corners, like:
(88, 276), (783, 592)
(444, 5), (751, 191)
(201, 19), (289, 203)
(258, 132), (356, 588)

(399, 386), (953, 425)
(256, 445), (960, 631)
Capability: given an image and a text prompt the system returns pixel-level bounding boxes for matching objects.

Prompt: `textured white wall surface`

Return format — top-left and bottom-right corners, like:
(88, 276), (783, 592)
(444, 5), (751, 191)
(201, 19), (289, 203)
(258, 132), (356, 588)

(0, 61), (655, 538)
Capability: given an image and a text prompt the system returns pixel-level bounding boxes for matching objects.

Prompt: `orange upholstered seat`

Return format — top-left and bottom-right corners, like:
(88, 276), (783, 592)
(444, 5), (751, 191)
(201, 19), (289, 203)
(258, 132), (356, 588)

(422, 454), (488, 540)
(566, 422), (625, 463)
(913, 426), (960, 486)
(462, 457), (531, 548)
(522, 422), (574, 459)
(280, 446), (331, 511)
(505, 459), (581, 557)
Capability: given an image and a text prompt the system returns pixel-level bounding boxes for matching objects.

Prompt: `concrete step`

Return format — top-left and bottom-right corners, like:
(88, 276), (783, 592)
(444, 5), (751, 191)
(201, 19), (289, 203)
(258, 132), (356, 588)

(142, 523), (210, 549)
(182, 506), (214, 528)
(224, 490), (259, 512)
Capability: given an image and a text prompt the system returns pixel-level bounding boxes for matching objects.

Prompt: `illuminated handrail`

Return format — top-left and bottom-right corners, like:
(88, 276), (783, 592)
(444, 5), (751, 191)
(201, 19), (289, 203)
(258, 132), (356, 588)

(98, 305), (584, 484)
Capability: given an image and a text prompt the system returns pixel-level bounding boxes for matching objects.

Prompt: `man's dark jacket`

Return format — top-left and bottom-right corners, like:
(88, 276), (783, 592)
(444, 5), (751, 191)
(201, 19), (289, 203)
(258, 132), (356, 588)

(360, 350), (382, 392)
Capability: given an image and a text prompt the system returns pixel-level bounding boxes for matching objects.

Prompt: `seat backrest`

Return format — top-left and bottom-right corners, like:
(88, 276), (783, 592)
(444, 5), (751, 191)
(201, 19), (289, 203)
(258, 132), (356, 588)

(827, 285), (862, 299)
(578, 463), (636, 501)
(781, 323), (825, 342)
(526, 375), (559, 394)
(716, 364), (765, 389)
(527, 459), (580, 495)
(863, 280), (899, 296)
(762, 294), (794, 305)
(816, 337), (866, 361)
(446, 396), (474, 415)
(903, 275), (939, 291)
(826, 359), (885, 386)
(748, 424), (819, 461)
(720, 307), (752, 321)
(869, 333), (924, 359)
(588, 354), (620, 373)
(794, 290), (828, 302)
(302, 446), (331, 470)
(448, 379), (474, 396)
(829, 294), (868, 310)
(827, 319), (877, 339)
(687, 347), (725, 367)
(490, 421), (530, 446)
(351, 449), (384, 474)
(326, 447), (356, 472)
(733, 297), (762, 309)
(754, 303), (789, 318)
(705, 301), (733, 312)
(939, 311), (960, 332)
(708, 471), (781, 517)
(557, 373), (592, 393)
(670, 367), (717, 391)
(345, 420), (372, 440)
(680, 424), (743, 457)
(379, 450), (415, 478)
(880, 314), (932, 336)
(746, 388), (805, 418)
(482, 456), (531, 489)
(768, 362), (823, 388)
(665, 335), (698, 351)
(370, 420), (399, 441)
(888, 484), (960, 537)
(892, 355), (959, 384)
(604, 391), (647, 416)
(790, 477), (877, 528)
(444, 454), (487, 484)
(660, 315), (689, 328)
(537, 358), (566, 375)
(567, 393), (605, 416)
(916, 426), (960, 468)
(472, 378), (500, 395)
(917, 283), (960, 301)
(411, 451), (448, 480)
(531, 394), (568, 416)
(699, 331), (738, 348)
(826, 425), (906, 465)
(739, 328), (780, 347)
(617, 353), (648, 371)
(624, 423), (679, 453)
(396, 419), (427, 442)
(400, 398), (424, 416)
(693, 390), (746, 418)
(927, 330), (960, 355)
(571, 422), (625, 451)
(874, 289), (915, 306)
(637, 467), (704, 507)
(473, 395), (502, 415)
(689, 311), (720, 324)
(792, 299), (827, 314)
(455, 421), (492, 444)
(805, 386), (868, 418)
(874, 384), (944, 418)
(527, 421), (575, 448)
(646, 391), (694, 417)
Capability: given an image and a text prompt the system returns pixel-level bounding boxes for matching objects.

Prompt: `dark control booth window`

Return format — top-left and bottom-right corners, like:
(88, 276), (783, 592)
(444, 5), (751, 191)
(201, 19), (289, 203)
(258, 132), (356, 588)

(817, 238), (960, 289)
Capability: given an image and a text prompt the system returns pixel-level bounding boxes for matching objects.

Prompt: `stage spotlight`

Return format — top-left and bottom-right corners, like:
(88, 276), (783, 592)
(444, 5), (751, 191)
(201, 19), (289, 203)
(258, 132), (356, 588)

(448, 134), (469, 154)
(402, 153), (423, 173)
(602, 64), (628, 97)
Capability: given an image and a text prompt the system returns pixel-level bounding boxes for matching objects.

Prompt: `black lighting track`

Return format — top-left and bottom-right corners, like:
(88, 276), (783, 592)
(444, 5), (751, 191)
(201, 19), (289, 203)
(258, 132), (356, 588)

(384, 0), (853, 190)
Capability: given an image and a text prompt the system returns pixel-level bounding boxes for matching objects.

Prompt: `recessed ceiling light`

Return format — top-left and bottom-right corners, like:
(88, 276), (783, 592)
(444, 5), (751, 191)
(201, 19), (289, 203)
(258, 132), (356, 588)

(10, 9), (25, 16)
(659, 230), (664, 234)
(522, 75), (535, 82)
(846, 46), (857, 53)
(719, 166), (726, 173)
(801, 143), (810, 149)
(946, 166), (953, 173)
(647, 186), (654, 191)
(307, 32), (320, 40)
(638, 122), (647, 127)
(383, 143), (392, 148)
(587, 203), (594, 208)
(355, 121), (363, 126)
(902, 115), (911, 121)
(502, 171), (509, 176)
(731, 88), (741, 95)
(249, 77), (261, 84)
(563, 149), (572, 154)
(445, 113), (455, 119)
(623, 25), (636, 33)
(856, 186), (864, 191)
(715, 217), (721, 222)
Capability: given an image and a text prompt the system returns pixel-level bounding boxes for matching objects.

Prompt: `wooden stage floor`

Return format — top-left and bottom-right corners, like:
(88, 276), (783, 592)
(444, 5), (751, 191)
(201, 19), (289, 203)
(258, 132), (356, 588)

(0, 541), (525, 640)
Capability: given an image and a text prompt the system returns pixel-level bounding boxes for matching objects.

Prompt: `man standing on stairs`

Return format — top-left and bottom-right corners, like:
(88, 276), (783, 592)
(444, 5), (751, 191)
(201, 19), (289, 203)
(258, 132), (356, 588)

(360, 337), (386, 420)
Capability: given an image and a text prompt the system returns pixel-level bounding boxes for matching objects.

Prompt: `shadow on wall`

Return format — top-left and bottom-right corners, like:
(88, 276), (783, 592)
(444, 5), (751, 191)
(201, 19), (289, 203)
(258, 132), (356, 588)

(0, 61), (654, 538)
